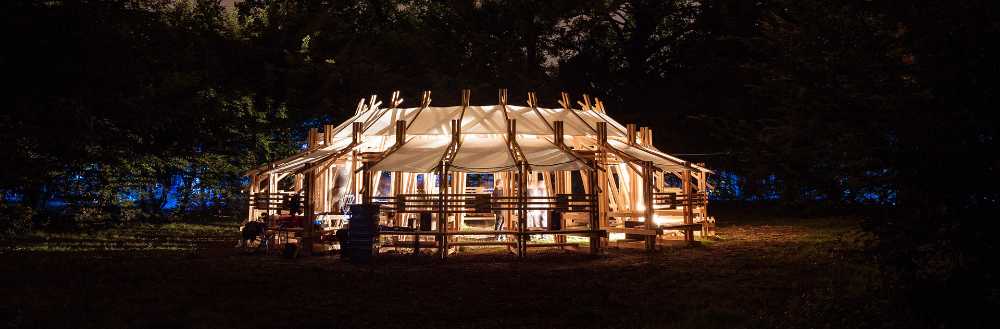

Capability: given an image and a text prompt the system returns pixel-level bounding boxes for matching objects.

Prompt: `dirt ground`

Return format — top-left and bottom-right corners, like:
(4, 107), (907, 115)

(0, 217), (891, 328)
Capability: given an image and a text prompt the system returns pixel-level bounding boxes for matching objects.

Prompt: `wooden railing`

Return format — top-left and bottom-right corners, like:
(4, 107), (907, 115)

(250, 192), (305, 212)
(372, 193), (597, 214)
(651, 192), (708, 210)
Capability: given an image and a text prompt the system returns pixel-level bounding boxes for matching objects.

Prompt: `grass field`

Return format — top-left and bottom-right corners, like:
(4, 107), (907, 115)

(0, 216), (896, 328)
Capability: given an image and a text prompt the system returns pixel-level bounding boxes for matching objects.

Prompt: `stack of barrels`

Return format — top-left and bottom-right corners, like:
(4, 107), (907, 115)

(344, 204), (379, 263)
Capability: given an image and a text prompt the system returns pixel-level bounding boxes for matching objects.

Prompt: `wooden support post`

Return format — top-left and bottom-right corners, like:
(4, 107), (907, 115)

(437, 118), (461, 259)
(656, 170), (665, 192)
(518, 161), (528, 257)
(267, 163), (276, 192)
(350, 150), (358, 203)
(267, 167), (277, 215)
(682, 169), (694, 243)
(358, 122), (375, 206)
(504, 171), (513, 237)
(302, 162), (315, 256)
(294, 174), (303, 192)
(595, 122), (610, 253)
(393, 120), (406, 227)
(697, 169), (710, 237)
(588, 160), (601, 255)
(438, 160), (448, 259)
(352, 122), (363, 145)
(629, 157), (638, 219)
(307, 128), (318, 149)
(349, 122), (363, 203)
(324, 124), (334, 145)
(626, 124), (637, 145)
(552, 121), (566, 245)
(361, 162), (372, 205)
(553, 121), (564, 145)
(642, 161), (655, 251)
(505, 117), (528, 258)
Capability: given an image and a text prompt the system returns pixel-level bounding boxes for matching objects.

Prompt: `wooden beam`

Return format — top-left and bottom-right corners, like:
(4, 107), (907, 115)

(392, 120), (406, 226)
(697, 170), (710, 237)
(302, 162), (315, 256)
(558, 92), (571, 110)
(682, 169), (693, 243)
(361, 161), (372, 205)
(643, 161), (655, 251)
(438, 160), (449, 259)
(626, 124), (636, 146)
(594, 121), (610, 253)
(523, 92), (591, 169)
(307, 128), (318, 149)
(324, 124), (334, 145)
(589, 159), (602, 254)
(518, 162), (528, 257)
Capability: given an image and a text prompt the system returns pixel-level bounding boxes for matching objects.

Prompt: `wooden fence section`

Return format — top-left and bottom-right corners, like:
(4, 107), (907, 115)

(372, 193), (597, 214)
(370, 193), (604, 257)
(250, 192), (306, 213)
(651, 192), (708, 210)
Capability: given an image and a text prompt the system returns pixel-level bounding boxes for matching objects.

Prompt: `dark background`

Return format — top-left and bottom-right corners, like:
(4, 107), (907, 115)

(2, 1), (997, 327)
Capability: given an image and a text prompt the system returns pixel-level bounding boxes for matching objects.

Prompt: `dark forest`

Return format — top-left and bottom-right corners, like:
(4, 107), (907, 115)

(2, 1), (997, 328)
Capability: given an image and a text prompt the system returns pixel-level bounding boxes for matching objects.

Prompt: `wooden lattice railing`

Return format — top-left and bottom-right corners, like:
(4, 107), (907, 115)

(372, 193), (597, 214)
(651, 192), (708, 210)
(250, 192), (305, 212)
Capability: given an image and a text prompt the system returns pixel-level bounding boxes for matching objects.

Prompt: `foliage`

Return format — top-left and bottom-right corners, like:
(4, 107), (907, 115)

(0, 1), (996, 325)
(2, 0), (298, 224)
(0, 203), (33, 237)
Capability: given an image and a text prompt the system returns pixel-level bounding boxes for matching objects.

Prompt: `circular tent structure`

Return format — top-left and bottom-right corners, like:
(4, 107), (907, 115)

(243, 90), (713, 258)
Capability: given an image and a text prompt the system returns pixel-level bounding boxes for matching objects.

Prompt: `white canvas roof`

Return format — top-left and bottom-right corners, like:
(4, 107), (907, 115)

(256, 102), (709, 175)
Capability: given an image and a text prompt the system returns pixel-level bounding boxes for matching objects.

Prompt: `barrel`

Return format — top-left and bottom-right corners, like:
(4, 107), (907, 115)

(345, 204), (380, 264)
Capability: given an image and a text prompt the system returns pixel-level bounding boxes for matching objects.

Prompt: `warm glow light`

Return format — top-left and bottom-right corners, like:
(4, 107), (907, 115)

(653, 215), (682, 226)
(609, 232), (626, 241)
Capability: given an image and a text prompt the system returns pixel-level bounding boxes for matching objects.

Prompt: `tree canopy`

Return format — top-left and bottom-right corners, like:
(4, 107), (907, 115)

(1, 1), (997, 324)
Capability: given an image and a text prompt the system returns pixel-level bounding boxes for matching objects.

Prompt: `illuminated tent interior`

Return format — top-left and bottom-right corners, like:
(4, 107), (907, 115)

(243, 90), (713, 258)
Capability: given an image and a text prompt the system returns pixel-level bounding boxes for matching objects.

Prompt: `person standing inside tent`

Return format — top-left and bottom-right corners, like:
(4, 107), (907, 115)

(528, 176), (546, 228)
(492, 181), (504, 232)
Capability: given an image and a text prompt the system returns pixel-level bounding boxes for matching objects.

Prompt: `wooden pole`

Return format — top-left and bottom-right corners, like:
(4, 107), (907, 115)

(589, 160), (601, 255)
(595, 122), (609, 253)
(626, 124), (639, 225)
(306, 128), (315, 149)
(349, 122), (362, 203)
(438, 160), (448, 259)
(352, 122), (363, 145)
(393, 120), (406, 226)
(553, 121), (566, 245)
(682, 169), (694, 243)
(626, 124), (637, 145)
(361, 162), (372, 205)
(294, 174), (303, 192)
(518, 161), (528, 257)
(302, 162), (314, 256)
(697, 169), (709, 237)
(505, 117), (527, 258)
(643, 161), (655, 251)
(437, 118), (461, 259)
